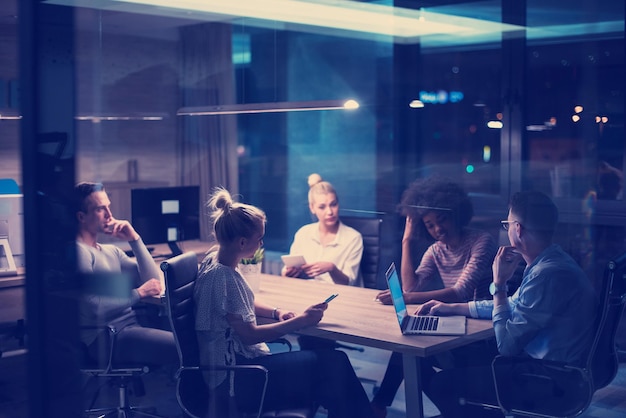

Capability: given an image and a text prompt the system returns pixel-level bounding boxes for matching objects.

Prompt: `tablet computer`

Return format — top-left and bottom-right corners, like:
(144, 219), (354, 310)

(281, 254), (307, 268)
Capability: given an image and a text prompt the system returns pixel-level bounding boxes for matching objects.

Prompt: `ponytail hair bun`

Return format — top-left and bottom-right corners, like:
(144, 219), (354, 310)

(211, 188), (233, 212)
(207, 187), (266, 245)
(306, 173), (337, 205)
(308, 173), (323, 188)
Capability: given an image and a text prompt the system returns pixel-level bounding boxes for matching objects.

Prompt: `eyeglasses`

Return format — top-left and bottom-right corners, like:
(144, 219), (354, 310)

(500, 220), (520, 231)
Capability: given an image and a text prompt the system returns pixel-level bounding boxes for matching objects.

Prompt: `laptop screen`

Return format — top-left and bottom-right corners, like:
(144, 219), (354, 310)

(385, 263), (408, 327)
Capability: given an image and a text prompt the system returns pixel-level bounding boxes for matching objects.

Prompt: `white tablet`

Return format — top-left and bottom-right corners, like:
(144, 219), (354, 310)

(281, 254), (307, 268)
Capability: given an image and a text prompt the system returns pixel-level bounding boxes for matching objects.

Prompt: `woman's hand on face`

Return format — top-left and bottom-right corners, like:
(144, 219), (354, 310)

(402, 216), (415, 241)
(374, 289), (393, 305)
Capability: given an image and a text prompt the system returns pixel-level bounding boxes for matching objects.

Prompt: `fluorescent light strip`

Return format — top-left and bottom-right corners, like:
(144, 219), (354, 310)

(527, 21), (625, 41)
(75, 115), (164, 121)
(177, 99), (359, 116)
(111, 0), (514, 38)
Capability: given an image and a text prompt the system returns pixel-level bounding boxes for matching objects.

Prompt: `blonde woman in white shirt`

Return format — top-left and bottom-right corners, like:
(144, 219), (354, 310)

(282, 173), (364, 287)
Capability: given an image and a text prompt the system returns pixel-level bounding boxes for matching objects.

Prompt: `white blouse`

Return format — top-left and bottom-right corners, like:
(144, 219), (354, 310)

(288, 221), (363, 286)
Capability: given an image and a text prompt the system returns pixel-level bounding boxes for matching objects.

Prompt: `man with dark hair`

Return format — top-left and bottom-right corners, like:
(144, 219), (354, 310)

(417, 190), (597, 417)
(75, 182), (177, 367)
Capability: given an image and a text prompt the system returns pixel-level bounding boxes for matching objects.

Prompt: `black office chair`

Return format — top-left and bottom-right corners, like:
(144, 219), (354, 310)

(467, 251), (626, 418)
(82, 324), (167, 418)
(340, 216), (383, 289)
(0, 318), (25, 358)
(323, 216), (382, 357)
(160, 252), (317, 418)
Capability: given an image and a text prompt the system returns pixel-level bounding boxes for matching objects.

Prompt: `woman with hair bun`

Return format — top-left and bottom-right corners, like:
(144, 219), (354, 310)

(282, 173), (364, 287)
(193, 187), (374, 418)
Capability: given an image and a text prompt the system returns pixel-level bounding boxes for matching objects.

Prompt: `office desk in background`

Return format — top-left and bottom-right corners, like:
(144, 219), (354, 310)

(0, 267), (25, 289)
(118, 239), (213, 263)
(257, 274), (494, 418)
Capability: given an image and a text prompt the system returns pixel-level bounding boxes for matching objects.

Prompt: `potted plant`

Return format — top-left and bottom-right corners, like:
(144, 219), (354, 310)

(240, 247), (264, 265)
(239, 247), (264, 292)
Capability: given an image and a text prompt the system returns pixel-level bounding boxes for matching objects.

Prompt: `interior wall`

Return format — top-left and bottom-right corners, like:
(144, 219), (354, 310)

(285, 33), (381, 241)
(0, 3), (21, 185)
(73, 28), (180, 210)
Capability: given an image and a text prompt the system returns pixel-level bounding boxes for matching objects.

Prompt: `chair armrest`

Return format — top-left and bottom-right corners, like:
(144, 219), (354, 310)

(80, 324), (135, 374)
(491, 355), (593, 417)
(81, 324), (117, 334)
(176, 363), (269, 378)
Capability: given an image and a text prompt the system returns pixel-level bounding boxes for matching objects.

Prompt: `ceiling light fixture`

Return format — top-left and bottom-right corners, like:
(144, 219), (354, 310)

(0, 113), (22, 120)
(75, 115), (166, 121)
(107, 0), (519, 40)
(177, 99), (359, 116)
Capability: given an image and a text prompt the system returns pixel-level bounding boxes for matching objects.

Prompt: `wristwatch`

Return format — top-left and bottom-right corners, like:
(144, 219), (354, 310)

(489, 282), (508, 296)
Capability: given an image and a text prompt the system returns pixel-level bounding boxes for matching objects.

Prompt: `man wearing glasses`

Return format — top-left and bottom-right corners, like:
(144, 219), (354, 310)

(417, 190), (598, 418)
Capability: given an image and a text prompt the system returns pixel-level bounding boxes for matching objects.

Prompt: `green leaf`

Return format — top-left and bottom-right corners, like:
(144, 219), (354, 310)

(241, 247), (264, 264)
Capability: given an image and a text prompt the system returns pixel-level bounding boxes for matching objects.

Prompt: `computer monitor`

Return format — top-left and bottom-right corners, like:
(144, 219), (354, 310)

(0, 194), (24, 276)
(131, 186), (201, 256)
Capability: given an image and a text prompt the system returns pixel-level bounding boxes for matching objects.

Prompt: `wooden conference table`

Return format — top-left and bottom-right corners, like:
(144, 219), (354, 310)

(256, 274), (495, 418)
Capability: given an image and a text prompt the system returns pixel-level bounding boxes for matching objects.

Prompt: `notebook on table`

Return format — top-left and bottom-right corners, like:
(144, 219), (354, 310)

(385, 263), (467, 336)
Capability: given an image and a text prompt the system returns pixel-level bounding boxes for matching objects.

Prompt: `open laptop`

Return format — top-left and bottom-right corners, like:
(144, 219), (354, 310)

(385, 263), (466, 336)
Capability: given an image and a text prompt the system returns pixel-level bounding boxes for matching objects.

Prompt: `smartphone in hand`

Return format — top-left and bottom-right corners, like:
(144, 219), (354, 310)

(324, 293), (339, 303)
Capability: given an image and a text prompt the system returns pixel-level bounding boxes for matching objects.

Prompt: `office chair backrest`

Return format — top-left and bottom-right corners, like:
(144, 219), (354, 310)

(487, 252), (626, 418)
(587, 251), (626, 390)
(341, 216), (382, 289)
(161, 251), (199, 367)
(161, 251), (207, 417)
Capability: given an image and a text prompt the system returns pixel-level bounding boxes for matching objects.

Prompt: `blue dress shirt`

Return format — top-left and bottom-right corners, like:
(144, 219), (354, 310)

(468, 244), (597, 365)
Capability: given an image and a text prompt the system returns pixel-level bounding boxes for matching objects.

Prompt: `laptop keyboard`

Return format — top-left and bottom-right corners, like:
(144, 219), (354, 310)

(410, 316), (439, 331)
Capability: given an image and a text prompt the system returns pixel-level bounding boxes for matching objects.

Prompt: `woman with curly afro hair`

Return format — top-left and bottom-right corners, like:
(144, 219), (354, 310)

(371, 176), (497, 417)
